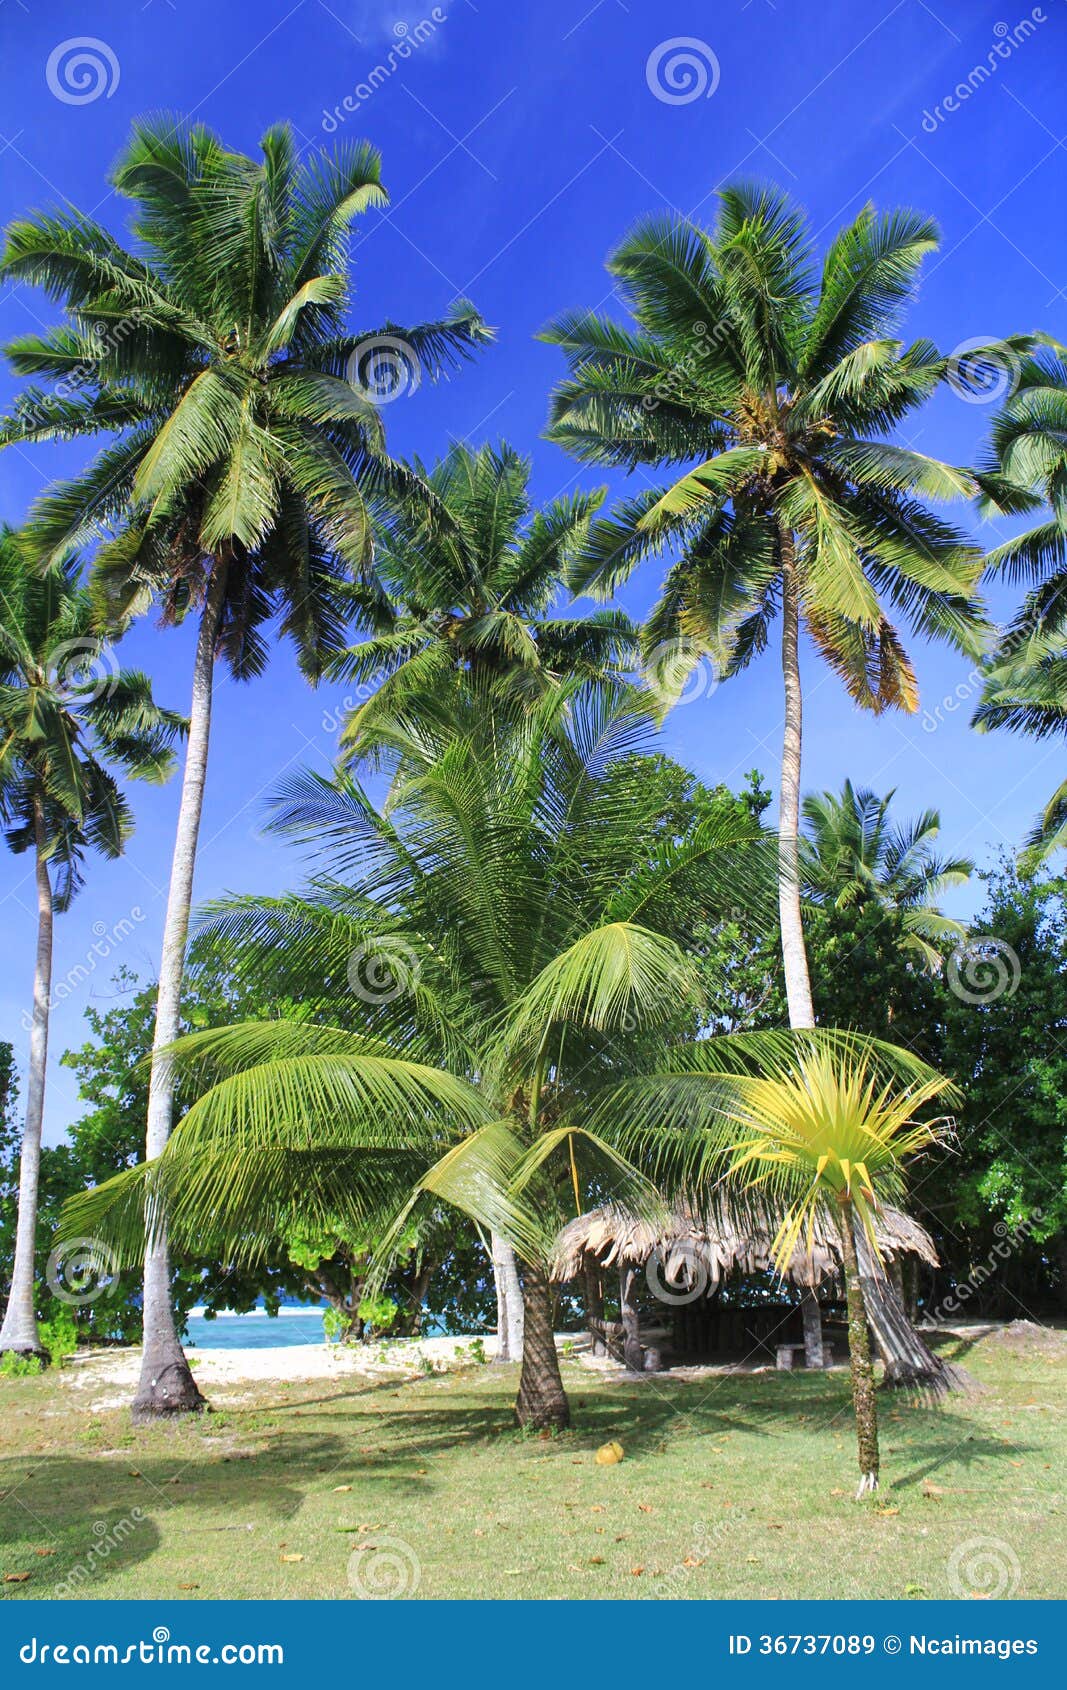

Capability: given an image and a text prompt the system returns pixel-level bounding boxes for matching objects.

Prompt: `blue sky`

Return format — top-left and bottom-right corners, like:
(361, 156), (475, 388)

(0, 0), (1065, 1141)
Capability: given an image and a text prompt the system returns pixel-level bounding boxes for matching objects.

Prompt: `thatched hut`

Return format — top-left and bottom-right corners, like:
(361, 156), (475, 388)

(551, 1200), (938, 1373)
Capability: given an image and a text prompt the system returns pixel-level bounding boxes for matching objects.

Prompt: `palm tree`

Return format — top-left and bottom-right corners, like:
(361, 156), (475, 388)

(0, 116), (490, 1417)
(333, 439), (636, 764)
(540, 184), (987, 1031)
(599, 1036), (956, 1494)
(801, 779), (972, 970)
(334, 438), (636, 1353)
(0, 527), (182, 1357)
(973, 345), (1067, 863)
(61, 683), (773, 1429)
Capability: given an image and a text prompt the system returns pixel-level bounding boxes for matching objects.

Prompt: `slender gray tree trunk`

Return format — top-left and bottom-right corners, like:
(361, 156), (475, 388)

(132, 563), (228, 1421)
(619, 1263), (644, 1372)
(800, 1285), (825, 1369)
(778, 531), (816, 1030)
(0, 798), (53, 1358)
(491, 1233), (524, 1362)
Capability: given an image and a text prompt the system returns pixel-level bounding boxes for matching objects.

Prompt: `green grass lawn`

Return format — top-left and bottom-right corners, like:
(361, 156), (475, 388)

(0, 1327), (1062, 1601)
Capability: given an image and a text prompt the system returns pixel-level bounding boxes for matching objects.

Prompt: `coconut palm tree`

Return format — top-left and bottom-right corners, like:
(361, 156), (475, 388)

(334, 438), (636, 1352)
(60, 682), (775, 1429)
(973, 345), (1067, 864)
(540, 184), (988, 1031)
(0, 527), (182, 1357)
(598, 1037), (957, 1494)
(0, 116), (490, 1417)
(333, 439), (636, 765)
(801, 779), (972, 970)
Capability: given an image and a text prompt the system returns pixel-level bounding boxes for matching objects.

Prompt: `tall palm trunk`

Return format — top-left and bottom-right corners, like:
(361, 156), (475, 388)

(778, 529), (816, 1031)
(132, 562), (228, 1421)
(777, 532), (958, 1393)
(491, 1233), (524, 1362)
(514, 1260), (570, 1430)
(836, 1197), (880, 1497)
(0, 797), (53, 1358)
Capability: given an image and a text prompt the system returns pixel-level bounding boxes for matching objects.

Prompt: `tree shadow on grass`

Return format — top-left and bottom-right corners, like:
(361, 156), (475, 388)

(0, 1437), (347, 1597)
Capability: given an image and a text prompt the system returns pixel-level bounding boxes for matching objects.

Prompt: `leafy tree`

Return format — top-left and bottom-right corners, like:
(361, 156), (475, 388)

(0, 116), (490, 1417)
(937, 862), (1067, 1309)
(541, 184), (987, 1030)
(0, 531), (181, 1357)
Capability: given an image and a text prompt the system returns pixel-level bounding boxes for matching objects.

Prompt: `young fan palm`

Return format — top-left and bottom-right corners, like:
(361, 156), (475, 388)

(0, 527), (182, 1357)
(61, 683), (774, 1428)
(598, 1037), (956, 1494)
(801, 779), (972, 970)
(334, 440), (635, 764)
(0, 116), (489, 1417)
(541, 184), (988, 1030)
(973, 346), (1067, 863)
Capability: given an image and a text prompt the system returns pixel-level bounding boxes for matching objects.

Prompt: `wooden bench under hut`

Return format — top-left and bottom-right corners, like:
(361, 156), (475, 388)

(551, 1200), (939, 1374)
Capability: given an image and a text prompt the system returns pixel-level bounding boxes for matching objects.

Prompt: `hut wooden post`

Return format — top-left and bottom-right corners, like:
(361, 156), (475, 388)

(800, 1286), (826, 1368)
(584, 1260), (605, 1356)
(619, 1265), (644, 1372)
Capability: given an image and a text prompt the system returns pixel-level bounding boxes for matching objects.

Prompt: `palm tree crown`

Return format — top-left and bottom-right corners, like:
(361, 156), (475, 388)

(0, 527), (182, 892)
(973, 344), (1067, 864)
(0, 115), (491, 670)
(800, 780), (972, 970)
(333, 440), (636, 760)
(542, 184), (984, 700)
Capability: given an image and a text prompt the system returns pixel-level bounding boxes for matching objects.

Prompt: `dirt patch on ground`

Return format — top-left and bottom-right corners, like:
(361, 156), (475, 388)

(982, 1318), (1067, 1357)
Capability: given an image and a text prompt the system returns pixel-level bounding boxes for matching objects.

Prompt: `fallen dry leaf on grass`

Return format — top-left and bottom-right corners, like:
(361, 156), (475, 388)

(4, 1573), (31, 1584)
(280, 1553), (304, 1563)
(331, 1485), (352, 1493)
(33, 1549), (55, 1557)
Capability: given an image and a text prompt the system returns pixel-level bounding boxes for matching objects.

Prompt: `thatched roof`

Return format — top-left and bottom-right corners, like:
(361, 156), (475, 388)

(551, 1199), (938, 1291)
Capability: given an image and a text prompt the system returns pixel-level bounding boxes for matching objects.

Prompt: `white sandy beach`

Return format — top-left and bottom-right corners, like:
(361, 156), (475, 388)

(58, 1333), (504, 1411)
